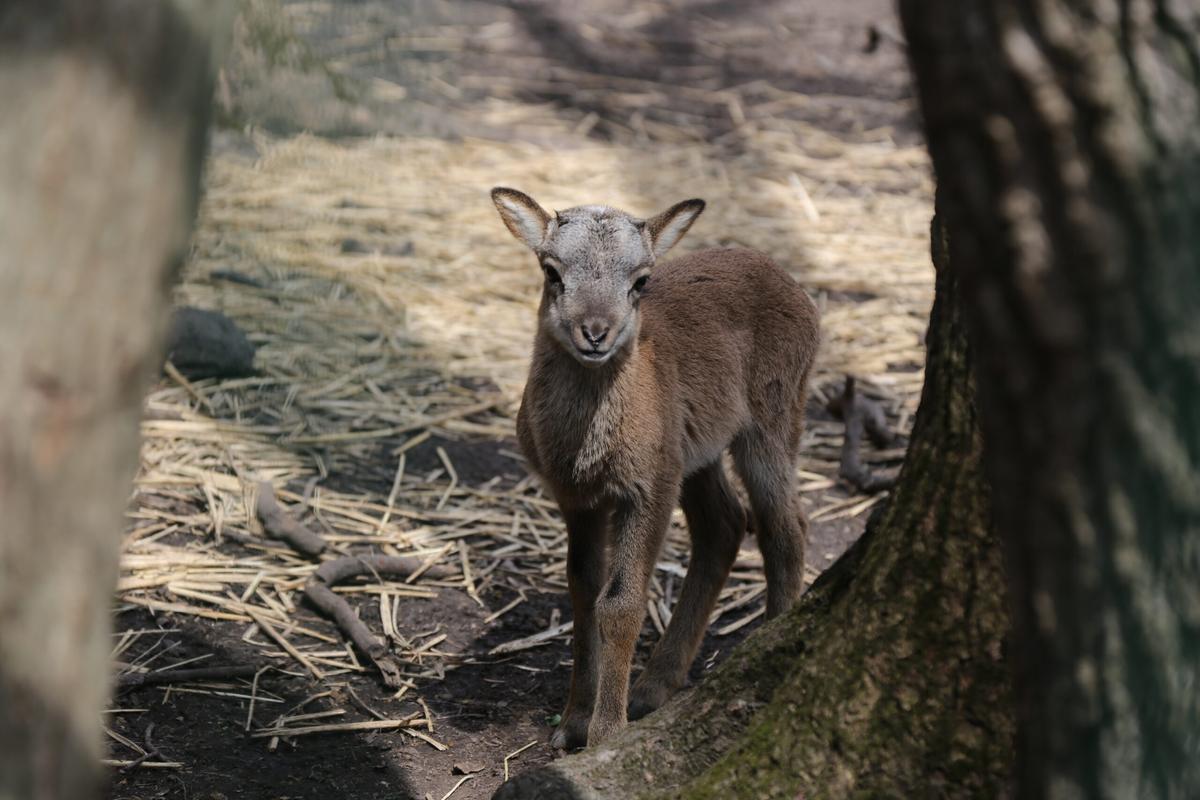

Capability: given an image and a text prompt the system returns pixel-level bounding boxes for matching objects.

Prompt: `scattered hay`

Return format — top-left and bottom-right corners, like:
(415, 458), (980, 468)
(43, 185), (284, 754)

(116, 92), (933, 761)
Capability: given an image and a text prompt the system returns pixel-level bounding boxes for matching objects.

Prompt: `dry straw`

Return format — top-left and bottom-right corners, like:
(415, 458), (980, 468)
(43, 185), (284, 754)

(116, 84), (933, 756)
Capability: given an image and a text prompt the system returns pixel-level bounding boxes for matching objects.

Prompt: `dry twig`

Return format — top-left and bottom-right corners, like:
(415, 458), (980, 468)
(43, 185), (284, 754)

(118, 664), (261, 689)
(255, 481), (327, 557)
(305, 556), (451, 687)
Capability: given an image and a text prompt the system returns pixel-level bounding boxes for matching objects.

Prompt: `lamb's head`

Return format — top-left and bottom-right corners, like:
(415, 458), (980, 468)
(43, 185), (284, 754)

(491, 188), (704, 368)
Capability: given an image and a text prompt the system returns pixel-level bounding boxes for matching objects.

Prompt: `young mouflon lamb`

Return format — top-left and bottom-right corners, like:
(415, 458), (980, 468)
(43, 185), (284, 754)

(491, 188), (819, 749)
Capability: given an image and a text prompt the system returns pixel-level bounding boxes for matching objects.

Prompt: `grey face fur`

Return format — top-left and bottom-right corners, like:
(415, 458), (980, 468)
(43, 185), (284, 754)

(491, 188), (705, 368)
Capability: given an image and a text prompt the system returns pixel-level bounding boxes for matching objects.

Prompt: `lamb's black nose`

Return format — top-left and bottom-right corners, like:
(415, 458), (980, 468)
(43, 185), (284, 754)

(580, 321), (610, 348)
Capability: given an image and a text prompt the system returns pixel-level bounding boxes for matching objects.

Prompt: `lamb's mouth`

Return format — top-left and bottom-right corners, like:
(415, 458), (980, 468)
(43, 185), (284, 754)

(574, 346), (614, 365)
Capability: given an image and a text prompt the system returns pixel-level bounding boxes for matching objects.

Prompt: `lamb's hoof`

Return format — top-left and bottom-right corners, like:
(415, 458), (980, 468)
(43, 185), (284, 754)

(628, 682), (671, 721)
(550, 717), (589, 750)
(586, 717), (624, 746)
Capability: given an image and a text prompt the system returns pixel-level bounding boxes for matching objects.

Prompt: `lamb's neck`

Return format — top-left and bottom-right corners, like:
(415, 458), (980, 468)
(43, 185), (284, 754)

(528, 336), (645, 486)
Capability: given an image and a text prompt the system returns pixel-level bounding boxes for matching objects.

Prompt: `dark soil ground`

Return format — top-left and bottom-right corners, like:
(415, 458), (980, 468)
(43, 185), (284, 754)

(106, 1), (915, 798)
(106, 440), (871, 800)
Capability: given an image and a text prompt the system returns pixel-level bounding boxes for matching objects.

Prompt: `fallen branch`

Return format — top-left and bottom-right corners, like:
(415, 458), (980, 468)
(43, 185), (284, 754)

(118, 723), (162, 774)
(102, 759), (182, 770)
(313, 554), (445, 586)
(254, 471), (458, 687)
(254, 479), (459, 687)
(304, 555), (452, 688)
(255, 480), (326, 557)
(118, 664), (261, 689)
(828, 376), (898, 494)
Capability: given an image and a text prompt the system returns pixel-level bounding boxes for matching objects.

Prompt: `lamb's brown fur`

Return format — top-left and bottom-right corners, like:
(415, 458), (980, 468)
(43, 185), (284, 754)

(492, 188), (819, 749)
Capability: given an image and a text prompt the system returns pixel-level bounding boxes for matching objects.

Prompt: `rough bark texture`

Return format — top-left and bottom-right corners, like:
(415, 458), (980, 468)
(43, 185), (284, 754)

(899, 2), (1200, 797)
(0, 3), (225, 798)
(496, 216), (1012, 799)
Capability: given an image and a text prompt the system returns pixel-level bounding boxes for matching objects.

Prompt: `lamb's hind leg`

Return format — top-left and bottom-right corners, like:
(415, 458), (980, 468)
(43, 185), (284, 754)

(732, 428), (807, 618)
(629, 461), (745, 719)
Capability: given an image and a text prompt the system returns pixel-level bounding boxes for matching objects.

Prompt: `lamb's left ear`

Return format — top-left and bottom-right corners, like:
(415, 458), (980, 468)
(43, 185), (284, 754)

(491, 187), (551, 250)
(644, 198), (705, 259)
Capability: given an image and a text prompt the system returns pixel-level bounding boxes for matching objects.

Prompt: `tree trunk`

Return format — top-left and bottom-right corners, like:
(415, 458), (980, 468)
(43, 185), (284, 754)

(0, 3), (225, 798)
(496, 212), (1014, 799)
(898, 2), (1200, 797)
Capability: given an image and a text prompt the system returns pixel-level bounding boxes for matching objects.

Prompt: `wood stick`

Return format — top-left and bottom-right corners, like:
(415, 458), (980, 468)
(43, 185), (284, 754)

(829, 375), (899, 494)
(488, 621), (573, 656)
(245, 666), (270, 731)
(440, 774), (474, 800)
(715, 605), (765, 636)
(483, 594), (524, 624)
(255, 480), (326, 557)
(117, 723), (161, 774)
(303, 581), (396, 686)
(304, 555), (450, 687)
(403, 728), (449, 751)
(247, 609), (325, 680)
(503, 740), (538, 782)
(313, 554), (451, 586)
(251, 717), (424, 738)
(118, 664), (261, 689)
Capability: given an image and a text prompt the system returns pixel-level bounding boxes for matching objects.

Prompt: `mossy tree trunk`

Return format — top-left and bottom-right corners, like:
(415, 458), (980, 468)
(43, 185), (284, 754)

(0, 3), (226, 798)
(899, 1), (1200, 796)
(496, 212), (1013, 799)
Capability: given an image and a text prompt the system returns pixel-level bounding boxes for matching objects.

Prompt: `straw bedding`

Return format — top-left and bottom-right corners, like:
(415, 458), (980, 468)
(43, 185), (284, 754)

(112, 106), (933, 766)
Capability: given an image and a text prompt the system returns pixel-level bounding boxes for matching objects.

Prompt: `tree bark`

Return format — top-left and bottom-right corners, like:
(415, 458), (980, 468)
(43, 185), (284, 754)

(898, 2), (1200, 797)
(0, 3), (226, 798)
(496, 213), (1013, 799)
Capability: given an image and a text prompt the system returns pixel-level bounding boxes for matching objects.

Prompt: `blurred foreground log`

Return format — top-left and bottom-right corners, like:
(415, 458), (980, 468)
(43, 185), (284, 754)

(0, 2), (227, 797)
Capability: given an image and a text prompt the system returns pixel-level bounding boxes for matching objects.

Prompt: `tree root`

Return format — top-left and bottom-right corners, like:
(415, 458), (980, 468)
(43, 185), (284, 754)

(492, 557), (857, 800)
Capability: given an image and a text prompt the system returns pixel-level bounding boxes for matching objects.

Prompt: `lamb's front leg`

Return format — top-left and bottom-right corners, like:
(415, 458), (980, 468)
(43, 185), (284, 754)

(587, 486), (676, 746)
(551, 506), (609, 750)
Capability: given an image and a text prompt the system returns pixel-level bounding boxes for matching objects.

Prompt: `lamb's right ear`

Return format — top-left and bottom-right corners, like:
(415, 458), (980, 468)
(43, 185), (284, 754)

(491, 187), (551, 250)
(644, 198), (705, 259)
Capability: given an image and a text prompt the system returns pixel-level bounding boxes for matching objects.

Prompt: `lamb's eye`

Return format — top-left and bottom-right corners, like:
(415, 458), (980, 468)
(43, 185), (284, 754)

(543, 264), (562, 285)
(632, 275), (649, 293)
